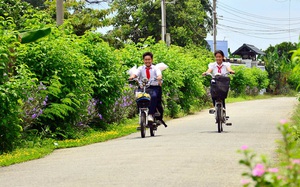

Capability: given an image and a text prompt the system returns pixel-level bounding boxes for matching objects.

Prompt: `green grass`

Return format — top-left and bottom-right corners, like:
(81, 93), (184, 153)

(226, 94), (273, 103)
(0, 95), (298, 167)
(0, 119), (138, 167)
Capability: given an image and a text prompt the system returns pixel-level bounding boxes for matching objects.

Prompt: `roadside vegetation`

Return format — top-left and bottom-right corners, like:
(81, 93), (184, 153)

(0, 94), (276, 167)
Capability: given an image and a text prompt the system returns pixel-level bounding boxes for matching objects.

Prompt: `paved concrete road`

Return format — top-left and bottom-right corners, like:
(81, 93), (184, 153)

(0, 97), (298, 187)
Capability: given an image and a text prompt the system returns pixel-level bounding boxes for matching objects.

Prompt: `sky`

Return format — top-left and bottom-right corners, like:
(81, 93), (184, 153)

(89, 0), (300, 51)
(206, 0), (300, 51)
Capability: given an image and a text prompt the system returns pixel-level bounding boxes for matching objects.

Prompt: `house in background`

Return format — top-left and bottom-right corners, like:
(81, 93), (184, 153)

(231, 43), (265, 70)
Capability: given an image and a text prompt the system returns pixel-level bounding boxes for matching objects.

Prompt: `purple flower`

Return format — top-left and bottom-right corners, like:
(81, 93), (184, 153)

(241, 145), (248, 150)
(43, 101), (47, 106)
(252, 164), (265, 177)
(39, 82), (47, 90)
(292, 159), (300, 164)
(38, 109), (43, 115)
(28, 97), (34, 101)
(45, 95), (48, 102)
(32, 113), (37, 119)
(268, 168), (279, 173)
(240, 179), (250, 185)
(280, 119), (287, 124)
(98, 114), (103, 119)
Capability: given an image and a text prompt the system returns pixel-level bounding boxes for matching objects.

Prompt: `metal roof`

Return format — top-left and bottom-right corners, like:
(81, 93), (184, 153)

(232, 43), (265, 56)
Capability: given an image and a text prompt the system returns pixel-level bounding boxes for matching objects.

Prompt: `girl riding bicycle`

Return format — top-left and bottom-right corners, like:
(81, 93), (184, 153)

(202, 50), (235, 109)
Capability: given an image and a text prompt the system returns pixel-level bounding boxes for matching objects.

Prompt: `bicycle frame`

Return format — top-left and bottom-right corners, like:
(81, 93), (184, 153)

(130, 77), (159, 137)
(214, 99), (226, 133)
(205, 72), (231, 133)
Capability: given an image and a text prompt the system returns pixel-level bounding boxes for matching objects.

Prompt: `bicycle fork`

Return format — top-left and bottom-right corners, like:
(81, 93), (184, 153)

(139, 108), (149, 126)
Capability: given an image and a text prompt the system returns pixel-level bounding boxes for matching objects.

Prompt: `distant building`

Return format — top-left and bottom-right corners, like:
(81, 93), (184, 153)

(231, 43), (265, 70)
(206, 40), (228, 58)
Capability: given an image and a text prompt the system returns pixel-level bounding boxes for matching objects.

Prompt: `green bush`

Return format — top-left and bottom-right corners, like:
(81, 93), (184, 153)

(15, 27), (95, 139)
(0, 20), (22, 153)
(231, 66), (269, 96)
(80, 32), (126, 125)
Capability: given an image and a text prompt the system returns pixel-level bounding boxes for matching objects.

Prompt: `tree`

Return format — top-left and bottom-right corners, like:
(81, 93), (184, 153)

(290, 43), (300, 91)
(22, 0), (46, 9)
(44, 0), (111, 36)
(264, 42), (298, 94)
(107, 0), (212, 47)
(0, 0), (33, 29)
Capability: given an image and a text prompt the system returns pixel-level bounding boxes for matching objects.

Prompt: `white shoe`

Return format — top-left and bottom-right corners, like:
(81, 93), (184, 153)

(148, 115), (154, 122)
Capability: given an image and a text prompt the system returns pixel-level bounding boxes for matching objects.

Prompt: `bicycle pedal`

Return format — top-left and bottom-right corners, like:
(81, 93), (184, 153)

(226, 116), (229, 119)
(226, 123), (232, 126)
(136, 127), (141, 130)
(209, 109), (215, 114)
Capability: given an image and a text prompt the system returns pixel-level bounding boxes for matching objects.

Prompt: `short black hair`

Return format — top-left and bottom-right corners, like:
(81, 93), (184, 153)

(143, 52), (153, 59)
(214, 50), (224, 57)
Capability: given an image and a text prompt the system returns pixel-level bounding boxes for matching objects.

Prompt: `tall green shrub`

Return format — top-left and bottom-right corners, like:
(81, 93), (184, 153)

(16, 27), (95, 139)
(290, 44), (300, 91)
(0, 18), (21, 153)
(80, 32), (126, 125)
(230, 66), (269, 96)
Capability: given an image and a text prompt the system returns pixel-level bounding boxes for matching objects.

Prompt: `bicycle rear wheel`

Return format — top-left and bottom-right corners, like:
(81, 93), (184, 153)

(140, 112), (146, 138)
(149, 123), (155, 136)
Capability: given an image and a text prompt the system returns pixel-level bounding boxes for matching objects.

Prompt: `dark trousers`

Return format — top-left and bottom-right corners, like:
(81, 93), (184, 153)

(147, 86), (162, 115)
(212, 98), (226, 109)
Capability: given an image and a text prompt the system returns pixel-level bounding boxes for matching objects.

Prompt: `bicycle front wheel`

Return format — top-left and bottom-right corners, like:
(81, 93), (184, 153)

(140, 112), (146, 138)
(216, 106), (223, 133)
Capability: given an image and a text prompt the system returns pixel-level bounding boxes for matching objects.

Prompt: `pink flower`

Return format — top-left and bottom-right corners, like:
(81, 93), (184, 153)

(292, 159), (300, 164)
(268, 168), (279, 173)
(252, 164), (265, 177)
(280, 119), (288, 124)
(241, 145), (248, 150)
(240, 179), (250, 185)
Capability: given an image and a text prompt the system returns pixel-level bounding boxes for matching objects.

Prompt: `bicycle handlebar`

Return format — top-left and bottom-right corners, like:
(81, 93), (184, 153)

(203, 72), (233, 78)
(128, 77), (162, 88)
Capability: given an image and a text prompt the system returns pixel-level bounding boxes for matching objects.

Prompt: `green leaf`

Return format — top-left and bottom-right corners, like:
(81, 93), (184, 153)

(18, 28), (51, 44)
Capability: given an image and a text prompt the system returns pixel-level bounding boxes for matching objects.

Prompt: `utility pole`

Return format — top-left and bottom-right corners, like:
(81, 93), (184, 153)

(213, 0), (217, 52)
(56, 0), (64, 26)
(161, 0), (166, 42)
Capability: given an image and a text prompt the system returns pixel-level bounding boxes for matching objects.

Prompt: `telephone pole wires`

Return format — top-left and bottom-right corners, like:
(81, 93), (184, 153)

(213, 0), (217, 52)
(161, 0), (167, 42)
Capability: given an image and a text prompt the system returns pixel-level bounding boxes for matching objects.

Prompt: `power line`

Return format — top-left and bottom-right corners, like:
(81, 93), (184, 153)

(217, 25), (299, 40)
(214, 1), (300, 42)
(219, 16), (300, 31)
(218, 1), (300, 21)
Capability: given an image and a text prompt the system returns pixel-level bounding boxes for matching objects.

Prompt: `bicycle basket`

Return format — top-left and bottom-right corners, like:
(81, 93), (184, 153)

(136, 93), (151, 108)
(210, 76), (230, 99)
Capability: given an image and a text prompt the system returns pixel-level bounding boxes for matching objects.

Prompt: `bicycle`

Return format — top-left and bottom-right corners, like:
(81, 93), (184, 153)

(129, 78), (167, 138)
(204, 72), (233, 133)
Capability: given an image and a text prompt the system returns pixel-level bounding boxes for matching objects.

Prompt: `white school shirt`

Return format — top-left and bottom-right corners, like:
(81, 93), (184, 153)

(208, 62), (231, 76)
(135, 64), (162, 86)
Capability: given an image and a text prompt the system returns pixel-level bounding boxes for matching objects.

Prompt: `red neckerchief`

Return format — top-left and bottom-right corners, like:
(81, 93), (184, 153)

(146, 66), (151, 79)
(217, 64), (223, 73)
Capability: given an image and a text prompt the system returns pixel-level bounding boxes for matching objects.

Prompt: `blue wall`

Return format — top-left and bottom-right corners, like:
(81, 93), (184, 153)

(206, 40), (228, 58)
